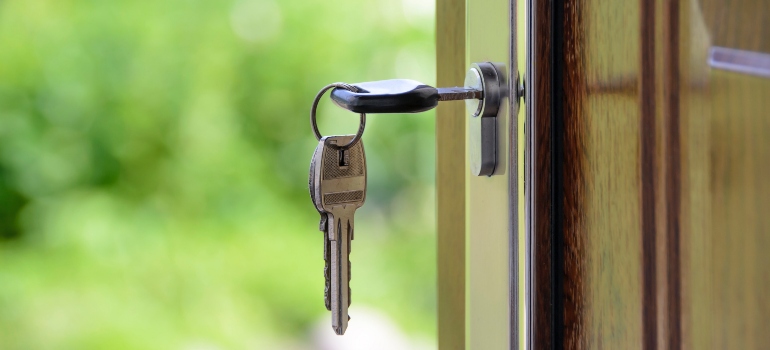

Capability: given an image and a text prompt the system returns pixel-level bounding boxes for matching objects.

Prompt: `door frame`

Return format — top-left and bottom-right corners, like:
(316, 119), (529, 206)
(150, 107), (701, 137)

(437, 0), (524, 348)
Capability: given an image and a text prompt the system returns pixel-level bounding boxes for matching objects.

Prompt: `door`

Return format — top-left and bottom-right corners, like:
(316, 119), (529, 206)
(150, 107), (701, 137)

(528, 0), (770, 348)
(438, 0), (770, 348)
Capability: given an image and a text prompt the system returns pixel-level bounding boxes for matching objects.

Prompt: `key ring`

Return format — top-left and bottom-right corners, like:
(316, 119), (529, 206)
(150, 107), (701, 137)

(310, 83), (366, 150)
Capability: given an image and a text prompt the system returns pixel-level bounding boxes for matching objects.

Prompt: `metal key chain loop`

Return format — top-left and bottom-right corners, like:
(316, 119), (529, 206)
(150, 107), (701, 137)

(311, 83), (366, 150)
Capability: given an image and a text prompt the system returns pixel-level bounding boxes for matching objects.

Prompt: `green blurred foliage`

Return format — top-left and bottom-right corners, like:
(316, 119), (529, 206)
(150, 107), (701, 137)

(0, 0), (436, 348)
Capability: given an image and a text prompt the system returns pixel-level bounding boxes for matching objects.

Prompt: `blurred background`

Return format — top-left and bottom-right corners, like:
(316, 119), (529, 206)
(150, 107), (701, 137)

(0, 0), (437, 348)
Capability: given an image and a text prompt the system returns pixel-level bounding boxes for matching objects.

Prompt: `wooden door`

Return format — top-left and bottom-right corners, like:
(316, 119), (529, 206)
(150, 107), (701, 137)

(527, 0), (770, 348)
(437, 0), (769, 348)
(436, 0), (770, 349)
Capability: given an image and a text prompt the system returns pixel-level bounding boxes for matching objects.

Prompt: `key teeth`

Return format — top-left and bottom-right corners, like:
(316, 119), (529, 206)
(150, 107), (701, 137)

(319, 214), (327, 232)
(325, 287), (331, 311)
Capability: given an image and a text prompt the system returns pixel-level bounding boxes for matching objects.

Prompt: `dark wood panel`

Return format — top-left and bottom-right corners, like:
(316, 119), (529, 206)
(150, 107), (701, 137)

(530, 0), (554, 346)
(663, 0), (682, 348)
(560, 0), (589, 344)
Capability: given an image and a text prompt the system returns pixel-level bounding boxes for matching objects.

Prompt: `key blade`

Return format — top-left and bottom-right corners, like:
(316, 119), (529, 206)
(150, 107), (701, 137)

(319, 214), (328, 232)
(436, 87), (483, 101)
(323, 222), (332, 311)
(328, 209), (354, 335)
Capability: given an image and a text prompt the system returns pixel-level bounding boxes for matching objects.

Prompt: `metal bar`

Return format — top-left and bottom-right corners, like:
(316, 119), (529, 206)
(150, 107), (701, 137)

(437, 87), (483, 101)
(709, 47), (770, 78)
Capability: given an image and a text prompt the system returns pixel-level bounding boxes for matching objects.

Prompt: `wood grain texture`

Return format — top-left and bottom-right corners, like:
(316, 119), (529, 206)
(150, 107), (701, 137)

(691, 72), (770, 349)
(436, 0), (465, 348)
(533, 0), (649, 348)
(531, 0), (554, 347)
(641, 0), (661, 348)
(680, 0), (770, 348)
(564, 0), (647, 347)
(663, 0), (682, 348)
(560, 0), (588, 347)
(532, 0), (770, 348)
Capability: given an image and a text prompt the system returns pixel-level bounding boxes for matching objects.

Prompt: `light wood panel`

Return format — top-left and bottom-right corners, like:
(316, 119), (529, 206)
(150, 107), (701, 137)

(436, 0), (465, 348)
(466, 0), (516, 347)
(681, 1), (770, 348)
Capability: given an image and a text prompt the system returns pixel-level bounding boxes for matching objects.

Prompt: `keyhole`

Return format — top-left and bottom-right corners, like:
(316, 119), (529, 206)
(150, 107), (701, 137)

(338, 149), (349, 167)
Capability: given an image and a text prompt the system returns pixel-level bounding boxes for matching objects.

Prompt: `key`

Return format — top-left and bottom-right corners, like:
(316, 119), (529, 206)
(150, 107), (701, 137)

(309, 139), (332, 311)
(329, 79), (483, 114)
(312, 135), (366, 335)
(328, 62), (509, 176)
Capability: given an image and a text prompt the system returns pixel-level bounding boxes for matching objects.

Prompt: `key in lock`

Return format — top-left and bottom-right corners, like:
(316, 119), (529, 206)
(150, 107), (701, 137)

(329, 62), (517, 176)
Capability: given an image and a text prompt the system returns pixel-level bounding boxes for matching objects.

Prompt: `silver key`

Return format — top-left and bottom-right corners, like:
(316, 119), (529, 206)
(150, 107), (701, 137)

(311, 135), (366, 335)
(309, 139), (332, 311)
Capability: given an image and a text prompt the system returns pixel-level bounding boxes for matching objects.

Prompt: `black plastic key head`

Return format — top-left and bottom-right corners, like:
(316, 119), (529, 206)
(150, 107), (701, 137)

(330, 79), (439, 114)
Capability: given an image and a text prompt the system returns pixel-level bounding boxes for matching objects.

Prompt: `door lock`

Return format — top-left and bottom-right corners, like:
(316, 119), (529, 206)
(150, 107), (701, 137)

(329, 62), (508, 176)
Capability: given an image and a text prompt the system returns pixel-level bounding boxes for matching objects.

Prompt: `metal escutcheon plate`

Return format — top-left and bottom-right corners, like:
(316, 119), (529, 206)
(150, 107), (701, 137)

(465, 62), (505, 176)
